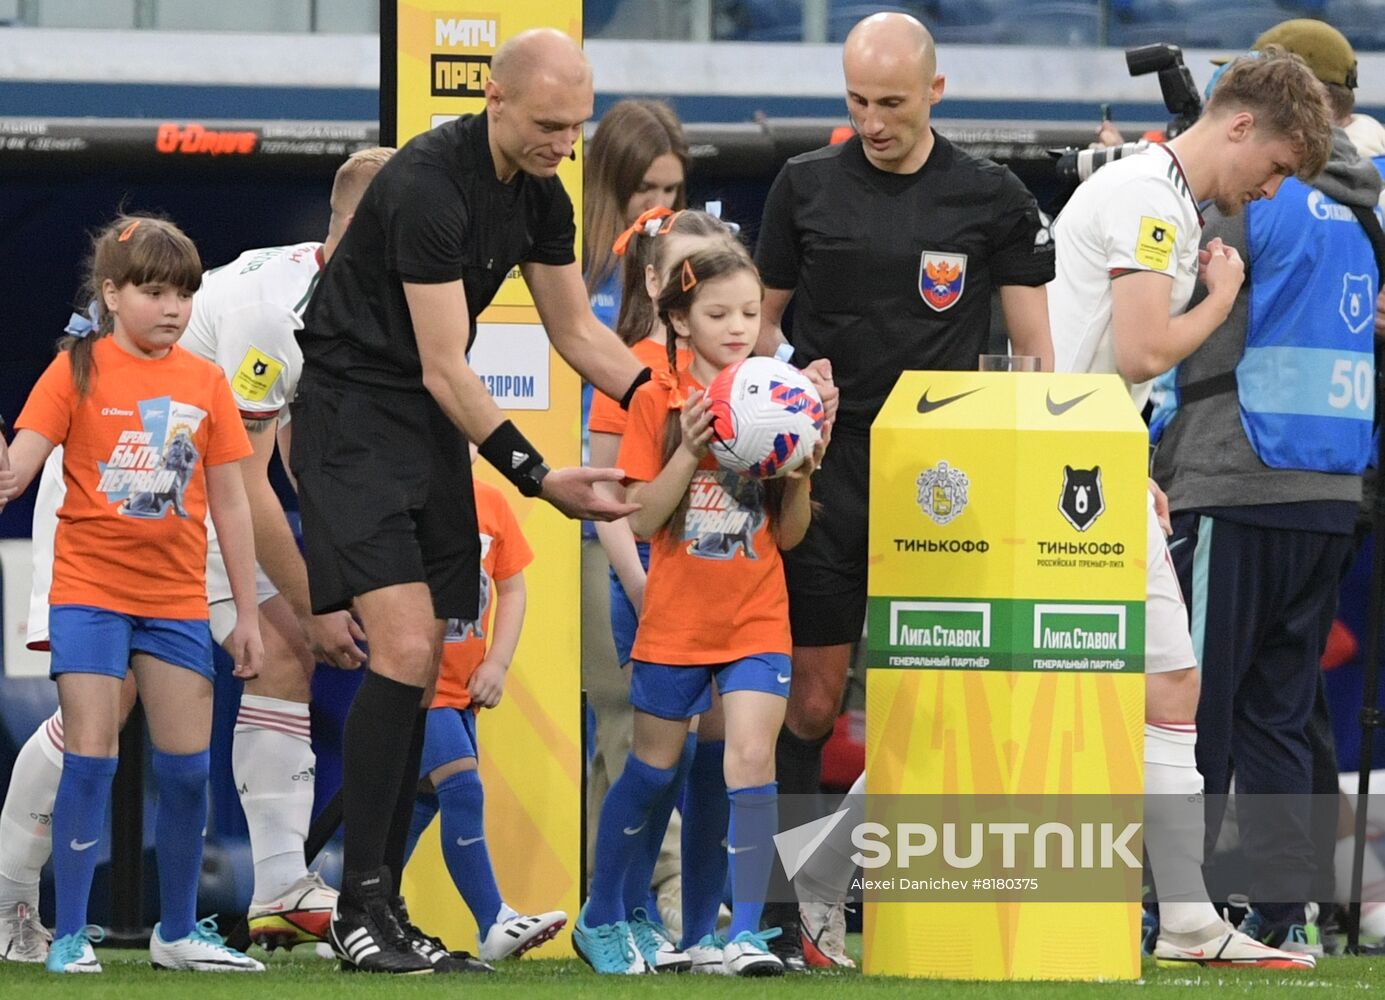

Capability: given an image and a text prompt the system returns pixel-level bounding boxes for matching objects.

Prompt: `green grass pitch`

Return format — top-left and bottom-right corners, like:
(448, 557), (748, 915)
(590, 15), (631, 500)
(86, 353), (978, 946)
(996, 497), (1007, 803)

(5, 937), (1384, 999)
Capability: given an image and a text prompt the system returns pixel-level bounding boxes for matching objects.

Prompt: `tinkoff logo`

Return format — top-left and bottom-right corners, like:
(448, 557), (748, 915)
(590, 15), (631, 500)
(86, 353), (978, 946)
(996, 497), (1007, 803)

(97, 396), (206, 519)
(916, 461), (969, 525)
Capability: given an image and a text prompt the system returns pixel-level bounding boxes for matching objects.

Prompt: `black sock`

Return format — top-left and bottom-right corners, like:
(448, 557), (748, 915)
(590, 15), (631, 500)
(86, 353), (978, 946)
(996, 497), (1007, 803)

(775, 725), (830, 797)
(342, 672), (426, 883)
(383, 709), (429, 891)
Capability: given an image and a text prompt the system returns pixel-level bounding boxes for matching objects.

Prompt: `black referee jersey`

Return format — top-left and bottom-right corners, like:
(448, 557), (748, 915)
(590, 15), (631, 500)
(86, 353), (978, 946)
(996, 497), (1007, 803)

(754, 131), (1053, 431)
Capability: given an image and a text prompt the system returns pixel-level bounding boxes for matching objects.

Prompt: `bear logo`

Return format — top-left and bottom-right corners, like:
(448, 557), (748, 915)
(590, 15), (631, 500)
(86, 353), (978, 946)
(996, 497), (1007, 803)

(1059, 465), (1104, 532)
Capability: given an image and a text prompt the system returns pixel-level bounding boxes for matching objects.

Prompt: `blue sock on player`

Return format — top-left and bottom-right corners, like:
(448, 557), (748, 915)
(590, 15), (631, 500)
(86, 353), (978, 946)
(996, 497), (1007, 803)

(622, 732), (695, 920)
(435, 769), (504, 936)
(401, 790), (439, 867)
(587, 754), (676, 927)
(727, 782), (778, 938)
(151, 749), (210, 941)
(52, 753), (118, 937)
(679, 739), (728, 947)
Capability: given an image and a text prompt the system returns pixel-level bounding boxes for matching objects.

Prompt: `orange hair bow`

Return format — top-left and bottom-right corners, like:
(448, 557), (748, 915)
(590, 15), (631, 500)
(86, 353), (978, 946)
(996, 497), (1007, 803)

(612, 205), (678, 257)
(652, 368), (686, 410)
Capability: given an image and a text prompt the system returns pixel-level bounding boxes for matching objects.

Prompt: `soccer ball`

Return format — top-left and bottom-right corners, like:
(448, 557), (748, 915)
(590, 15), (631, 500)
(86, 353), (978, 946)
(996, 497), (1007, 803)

(706, 357), (826, 479)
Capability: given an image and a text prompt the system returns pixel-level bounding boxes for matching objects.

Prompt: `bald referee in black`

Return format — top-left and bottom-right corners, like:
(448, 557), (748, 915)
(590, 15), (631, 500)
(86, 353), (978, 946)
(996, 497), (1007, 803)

(752, 12), (1055, 966)
(291, 29), (647, 974)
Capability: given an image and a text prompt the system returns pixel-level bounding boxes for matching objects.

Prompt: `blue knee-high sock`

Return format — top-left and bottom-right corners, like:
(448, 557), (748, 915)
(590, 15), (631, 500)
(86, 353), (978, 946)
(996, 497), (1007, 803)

(434, 770), (504, 937)
(402, 791), (439, 868)
(152, 750), (210, 941)
(588, 754), (677, 926)
(623, 732), (695, 920)
(727, 782), (778, 938)
(680, 740), (728, 947)
(53, 753), (118, 937)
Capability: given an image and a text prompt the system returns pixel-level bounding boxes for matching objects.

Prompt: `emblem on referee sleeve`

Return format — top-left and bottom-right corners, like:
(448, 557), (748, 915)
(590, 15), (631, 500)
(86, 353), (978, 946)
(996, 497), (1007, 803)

(1134, 217), (1176, 271)
(918, 252), (967, 312)
(231, 348), (285, 402)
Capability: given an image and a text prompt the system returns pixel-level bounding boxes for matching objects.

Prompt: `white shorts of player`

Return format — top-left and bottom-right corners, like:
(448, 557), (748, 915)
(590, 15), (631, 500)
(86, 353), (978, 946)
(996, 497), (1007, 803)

(1145, 490), (1197, 675)
(26, 446), (279, 650)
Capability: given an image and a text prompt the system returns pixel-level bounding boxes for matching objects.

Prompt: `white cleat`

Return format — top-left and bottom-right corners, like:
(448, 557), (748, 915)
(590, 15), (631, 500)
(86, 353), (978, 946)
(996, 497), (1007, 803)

(800, 900), (855, 969)
(46, 927), (102, 974)
(0, 902), (52, 963)
(722, 930), (784, 977)
(247, 871), (337, 951)
(685, 934), (727, 974)
(151, 917), (265, 972)
(479, 905), (567, 962)
(1155, 924), (1315, 969)
(628, 909), (691, 973)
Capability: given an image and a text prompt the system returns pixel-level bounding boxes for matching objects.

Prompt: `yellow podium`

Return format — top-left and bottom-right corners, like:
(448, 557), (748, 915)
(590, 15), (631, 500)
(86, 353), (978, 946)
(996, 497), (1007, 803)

(863, 371), (1147, 980)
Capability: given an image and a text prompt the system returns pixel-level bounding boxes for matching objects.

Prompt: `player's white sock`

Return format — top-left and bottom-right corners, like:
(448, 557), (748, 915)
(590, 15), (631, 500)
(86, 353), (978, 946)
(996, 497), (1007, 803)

(0, 711), (64, 908)
(1144, 722), (1221, 935)
(1334, 831), (1385, 936)
(233, 696), (314, 903)
(793, 771), (866, 905)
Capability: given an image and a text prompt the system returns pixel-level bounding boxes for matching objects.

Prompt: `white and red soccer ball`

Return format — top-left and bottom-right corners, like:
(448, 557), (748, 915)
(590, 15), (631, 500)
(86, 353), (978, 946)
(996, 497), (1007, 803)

(706, 357), (826, 479)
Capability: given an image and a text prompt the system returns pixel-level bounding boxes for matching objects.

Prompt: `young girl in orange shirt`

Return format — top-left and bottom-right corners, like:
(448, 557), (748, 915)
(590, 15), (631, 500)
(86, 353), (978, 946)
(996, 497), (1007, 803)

(0, 216), (264, 974)
(575, 239), (827, 977)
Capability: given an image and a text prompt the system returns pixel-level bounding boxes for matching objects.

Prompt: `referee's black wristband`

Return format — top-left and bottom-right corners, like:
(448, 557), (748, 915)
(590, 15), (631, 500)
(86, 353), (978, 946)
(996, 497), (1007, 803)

(619, 367), (653, 411)
(479, 420), (549, 498)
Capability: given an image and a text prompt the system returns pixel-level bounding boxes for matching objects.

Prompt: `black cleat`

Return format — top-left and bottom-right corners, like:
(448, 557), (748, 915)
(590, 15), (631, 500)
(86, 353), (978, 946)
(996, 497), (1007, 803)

(761, 900), (807, 973)
(391, 895), (495, 974)
(329, 867), (433, 974)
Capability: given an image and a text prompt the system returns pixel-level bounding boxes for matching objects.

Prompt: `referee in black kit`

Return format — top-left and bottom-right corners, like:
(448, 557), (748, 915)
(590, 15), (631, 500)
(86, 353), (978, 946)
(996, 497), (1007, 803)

(291, 29), (645, 974)
(752, 12), (1055, 966)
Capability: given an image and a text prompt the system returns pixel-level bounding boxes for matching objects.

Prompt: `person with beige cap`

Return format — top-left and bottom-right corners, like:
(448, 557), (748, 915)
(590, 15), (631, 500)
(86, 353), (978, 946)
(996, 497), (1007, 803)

(1228, 19), (1385, 158)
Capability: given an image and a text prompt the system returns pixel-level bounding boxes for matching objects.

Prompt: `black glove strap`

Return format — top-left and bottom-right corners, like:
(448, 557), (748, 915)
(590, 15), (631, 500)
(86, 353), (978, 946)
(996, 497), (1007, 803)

(619, 367), (653, 410)
(479, 420), (548, 497)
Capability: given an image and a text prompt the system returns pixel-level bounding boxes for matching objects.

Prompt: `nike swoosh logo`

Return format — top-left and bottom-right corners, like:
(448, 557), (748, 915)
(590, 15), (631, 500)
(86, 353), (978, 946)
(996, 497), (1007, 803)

(776, 673), (791, 684)
(456, 835), (485, 847)
(1167, 537), (1189, 552)
(70, 838), (98, 851)
(1046, 388), (1098, 416)
(623, 823), (647, 836)
(727, 844), (755, 855)
(917, 387), (983, 414)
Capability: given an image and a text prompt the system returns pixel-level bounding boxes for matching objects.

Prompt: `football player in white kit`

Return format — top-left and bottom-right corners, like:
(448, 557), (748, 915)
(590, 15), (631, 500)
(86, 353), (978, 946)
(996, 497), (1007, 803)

(0, 147), (394, 962)
(1047, 51), (1332, 967)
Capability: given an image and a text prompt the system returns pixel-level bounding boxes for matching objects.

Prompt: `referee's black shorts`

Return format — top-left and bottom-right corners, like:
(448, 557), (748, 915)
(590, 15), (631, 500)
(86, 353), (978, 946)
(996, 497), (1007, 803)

(784, 426), (868, 647)
(289, 375), (481, 620)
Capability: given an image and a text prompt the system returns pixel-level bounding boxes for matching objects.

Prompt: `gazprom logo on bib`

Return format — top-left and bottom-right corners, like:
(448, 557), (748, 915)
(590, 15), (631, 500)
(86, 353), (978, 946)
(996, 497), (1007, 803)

(890, 601), (991, 649)
(1306, 189), (1356, 222)
(1033, 604), (1126, 652)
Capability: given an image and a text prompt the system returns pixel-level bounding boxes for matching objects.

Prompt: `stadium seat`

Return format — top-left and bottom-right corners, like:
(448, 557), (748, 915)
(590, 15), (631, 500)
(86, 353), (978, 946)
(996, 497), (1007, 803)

(992, 1), (1101, 46)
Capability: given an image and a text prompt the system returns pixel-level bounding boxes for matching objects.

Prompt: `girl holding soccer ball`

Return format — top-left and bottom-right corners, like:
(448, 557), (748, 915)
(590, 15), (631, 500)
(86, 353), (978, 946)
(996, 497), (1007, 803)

(574, 240), (828, 977)
(588, 207), (748, 972)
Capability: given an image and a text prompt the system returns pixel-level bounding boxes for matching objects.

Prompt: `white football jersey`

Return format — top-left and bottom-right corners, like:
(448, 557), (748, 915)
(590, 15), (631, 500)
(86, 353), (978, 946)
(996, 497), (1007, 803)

(1047, 145), (1203, 410)
(182, 242), (321, 418)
